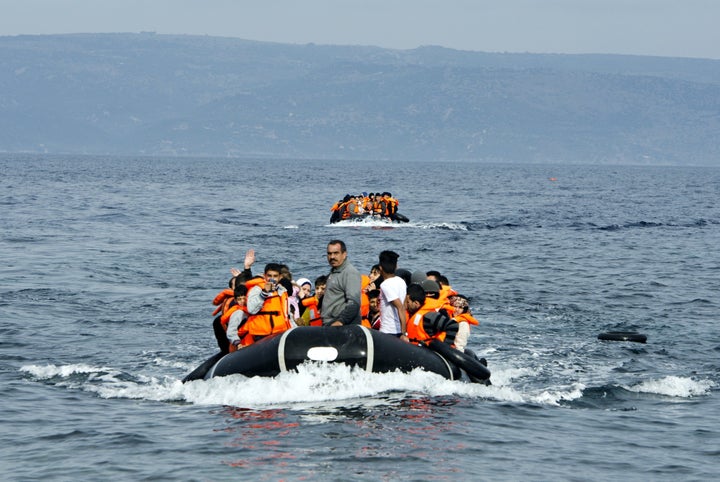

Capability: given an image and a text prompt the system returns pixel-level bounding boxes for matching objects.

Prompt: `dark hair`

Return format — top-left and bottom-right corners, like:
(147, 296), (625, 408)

(314, 275), (328, 287)
(438, 275), (449, 287)
(264, 262), (283, 274)
(279, 277), (293, 292)
(234, 285), (248, 297)
(378, 250), (399, 274)
(407, 283), (426, 304)
(367, 289), (380, 299)
(328, 239), (347, 252)
(426, 270), (442, 280)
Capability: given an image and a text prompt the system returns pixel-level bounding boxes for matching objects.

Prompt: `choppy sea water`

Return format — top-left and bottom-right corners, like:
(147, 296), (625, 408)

(1, 154), (719, 481)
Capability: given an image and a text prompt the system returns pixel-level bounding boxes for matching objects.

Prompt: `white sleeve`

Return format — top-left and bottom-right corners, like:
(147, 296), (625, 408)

(454, 321), (469, 351)
(226, 310), (246, 343)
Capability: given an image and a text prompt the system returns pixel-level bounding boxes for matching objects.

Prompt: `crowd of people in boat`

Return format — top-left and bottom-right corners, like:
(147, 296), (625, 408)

(330, 192), (407, 223)
(210, 241), (479, 356)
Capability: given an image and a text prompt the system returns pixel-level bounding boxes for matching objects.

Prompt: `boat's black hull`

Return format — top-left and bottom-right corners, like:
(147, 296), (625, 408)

(330, 212), (409, 224)
(183, 325), (490, 383)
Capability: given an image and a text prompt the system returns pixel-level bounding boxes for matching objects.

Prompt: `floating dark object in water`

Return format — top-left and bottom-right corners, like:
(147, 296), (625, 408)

(597, 331), (647, 343)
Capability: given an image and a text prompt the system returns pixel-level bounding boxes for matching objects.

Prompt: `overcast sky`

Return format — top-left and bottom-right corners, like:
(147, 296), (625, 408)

(2, 0), (719, 60)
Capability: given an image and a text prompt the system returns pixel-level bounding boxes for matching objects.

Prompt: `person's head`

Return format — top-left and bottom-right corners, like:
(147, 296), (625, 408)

(367, 289), (380, 313)
(264, 263), (283, 285)
(314, 275), (328, 298)
(279, 264), (292, 280)
(327, 240), (348, 268)
(411, 270), (426, 285)
(453, 294), (470, 314)
(421, 279), (441, 299)
(426, 270), (442, 283)
(369, 264), (381, 281)
(378, 250), (399, 276)
(296, 278), (312, 299)
(405, 283), (426, 315)
(279, 277), (293, 293)
(438, 275), (450, 287)
(233, 284), (248, 306)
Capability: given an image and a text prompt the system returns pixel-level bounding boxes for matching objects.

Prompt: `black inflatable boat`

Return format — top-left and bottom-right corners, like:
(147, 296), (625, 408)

(330, 212), (410, 224)
(183, 325), (490, 384)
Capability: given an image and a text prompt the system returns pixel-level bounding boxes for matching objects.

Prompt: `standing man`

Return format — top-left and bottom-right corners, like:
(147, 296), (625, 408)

(322, 240), (362, 326)
(377, 250), (408, 341)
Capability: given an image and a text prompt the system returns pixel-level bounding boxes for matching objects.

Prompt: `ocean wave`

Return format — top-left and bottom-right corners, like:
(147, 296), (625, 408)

(20, 363), (116, 378)
(623, 376), (715, 397)
(20, 360), (714, 411)
(326, 219), (468, 230)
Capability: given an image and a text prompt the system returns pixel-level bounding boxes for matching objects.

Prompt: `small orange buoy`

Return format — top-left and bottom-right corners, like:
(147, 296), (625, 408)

(549, 177), (557, 181)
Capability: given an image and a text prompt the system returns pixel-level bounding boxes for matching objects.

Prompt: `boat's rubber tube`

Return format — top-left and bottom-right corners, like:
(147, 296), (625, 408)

(427, 339), (491, 383)
(201, 325), (462, 380)
(597, 331), (647, 343)
(330, 213), (410, 224)
(182, 352), (224, 383)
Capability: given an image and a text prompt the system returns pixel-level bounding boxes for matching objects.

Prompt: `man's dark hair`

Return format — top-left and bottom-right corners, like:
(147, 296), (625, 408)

(314, 275), (328, 287)
(234, 284), (248, 297)
(378, 250), (399, 274)
(367, 289), (380, 300)
(407, 283), (426, 305)
(426, 270), (442, 280)
(264, 262), (283, 274)
(328, 240), (347, 252)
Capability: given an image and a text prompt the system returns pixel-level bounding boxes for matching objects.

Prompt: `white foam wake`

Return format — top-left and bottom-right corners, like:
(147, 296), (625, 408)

(326, 218), (467, 230)
(623, 376), (715, 397)
(19, 360), (588, 409)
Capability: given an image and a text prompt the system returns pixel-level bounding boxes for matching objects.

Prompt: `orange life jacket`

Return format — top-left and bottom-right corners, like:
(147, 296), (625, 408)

(438, 285), (456, 304)
(240, 288), (291, 345)
(423, 296), (454, 317)
(372, 200), (383, 214)
(384, 197), (399, 216)
(406, 305), (446, 344)
(301, 296), (323, 326)
(341, 200), (359, 219)
(360, 274), (370, 318)
(454, 312), (479, 326)
(220, 304), (249, 331)
(211, 288), (234, 316)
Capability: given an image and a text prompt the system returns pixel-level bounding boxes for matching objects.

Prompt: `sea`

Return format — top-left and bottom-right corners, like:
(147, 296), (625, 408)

(1, 154), (718, 481)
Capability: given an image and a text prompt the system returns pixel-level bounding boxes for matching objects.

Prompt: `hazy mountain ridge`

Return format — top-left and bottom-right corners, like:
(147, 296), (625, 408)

(2, 33), (719, 164)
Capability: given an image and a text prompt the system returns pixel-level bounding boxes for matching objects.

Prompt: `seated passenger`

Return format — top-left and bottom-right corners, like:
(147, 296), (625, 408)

(300, 275), (327, 326)
(451, 294), (479, 352)
(366, 289), (381, 329)
(405, 283), (459, 345)
(240, 263), (292, 346)
(225, 285), (248, 352)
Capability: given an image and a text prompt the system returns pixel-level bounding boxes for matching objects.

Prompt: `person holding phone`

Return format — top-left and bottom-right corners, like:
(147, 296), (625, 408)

(241, 263), (291, 346)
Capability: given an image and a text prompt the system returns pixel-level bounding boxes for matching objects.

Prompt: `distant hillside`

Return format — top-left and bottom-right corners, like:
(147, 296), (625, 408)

(1, 33), (720, 165)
